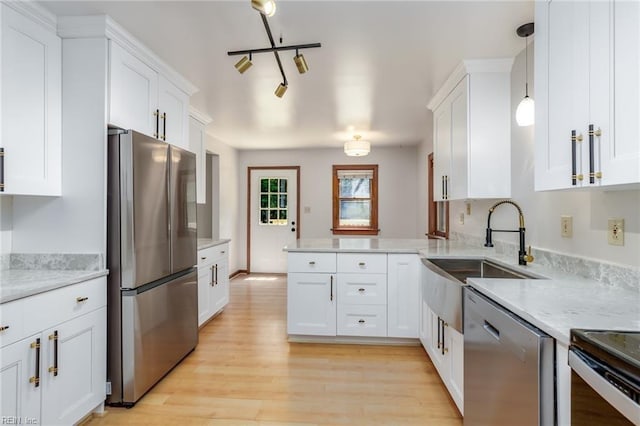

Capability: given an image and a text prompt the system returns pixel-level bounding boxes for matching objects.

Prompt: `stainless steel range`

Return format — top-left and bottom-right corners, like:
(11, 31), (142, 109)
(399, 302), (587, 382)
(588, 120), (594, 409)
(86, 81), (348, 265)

(569, 329), (640, 425)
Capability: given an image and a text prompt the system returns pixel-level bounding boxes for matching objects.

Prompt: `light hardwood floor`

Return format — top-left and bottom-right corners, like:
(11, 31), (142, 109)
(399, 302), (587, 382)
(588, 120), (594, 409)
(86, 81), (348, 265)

(86, 274), (462, 425)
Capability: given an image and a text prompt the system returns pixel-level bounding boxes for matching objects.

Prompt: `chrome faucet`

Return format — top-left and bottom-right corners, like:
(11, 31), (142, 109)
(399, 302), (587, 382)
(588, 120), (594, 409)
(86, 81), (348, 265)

(484, 200), (534, 265)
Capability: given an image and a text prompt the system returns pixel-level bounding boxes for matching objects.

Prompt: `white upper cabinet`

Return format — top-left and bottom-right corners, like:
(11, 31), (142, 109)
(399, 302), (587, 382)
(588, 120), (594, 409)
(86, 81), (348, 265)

(108, 41), (193, 149)
(189, 108), (213, 204)
(428, 59), (513, 201)
(0, 3), (61, 196)
(535, 0), (640, 190)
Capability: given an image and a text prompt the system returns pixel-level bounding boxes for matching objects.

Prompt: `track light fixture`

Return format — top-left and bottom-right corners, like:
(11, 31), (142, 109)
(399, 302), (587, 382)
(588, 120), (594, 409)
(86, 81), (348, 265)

(228, 0), (321, 98)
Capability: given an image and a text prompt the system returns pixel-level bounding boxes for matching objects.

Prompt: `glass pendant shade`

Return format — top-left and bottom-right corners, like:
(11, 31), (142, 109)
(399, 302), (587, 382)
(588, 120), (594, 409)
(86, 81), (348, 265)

(516, 95), (535, 126)
(344, 136), (370, 156)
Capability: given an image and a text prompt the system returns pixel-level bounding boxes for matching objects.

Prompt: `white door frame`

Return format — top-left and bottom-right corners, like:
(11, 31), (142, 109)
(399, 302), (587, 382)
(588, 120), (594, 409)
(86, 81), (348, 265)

(247, 166), (300, 273)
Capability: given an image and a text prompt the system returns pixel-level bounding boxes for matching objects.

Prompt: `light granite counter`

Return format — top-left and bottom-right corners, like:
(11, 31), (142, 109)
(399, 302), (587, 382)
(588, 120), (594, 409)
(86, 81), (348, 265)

(285, 238), (639, 345)
(198, 238), (231, 250)
(0, 253), (108, 304)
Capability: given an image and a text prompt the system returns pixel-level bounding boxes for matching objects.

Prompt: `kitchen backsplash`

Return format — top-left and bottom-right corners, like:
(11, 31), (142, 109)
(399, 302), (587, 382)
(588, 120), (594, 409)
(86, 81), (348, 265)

(1, 253), (104, 271)
(451, 232), (640, 291)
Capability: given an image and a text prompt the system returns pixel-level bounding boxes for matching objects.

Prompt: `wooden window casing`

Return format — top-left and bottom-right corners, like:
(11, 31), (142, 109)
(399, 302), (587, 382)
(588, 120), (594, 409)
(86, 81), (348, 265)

(332, 164), (379, 236)
(427, 153), (449, 239)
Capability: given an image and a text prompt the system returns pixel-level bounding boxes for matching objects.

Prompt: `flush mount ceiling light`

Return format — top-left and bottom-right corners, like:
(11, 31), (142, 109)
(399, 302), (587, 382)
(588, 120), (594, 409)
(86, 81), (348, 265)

(228, 0), (321, 98)
(516, 22), (535, 127)
(344, 135), (371, 157)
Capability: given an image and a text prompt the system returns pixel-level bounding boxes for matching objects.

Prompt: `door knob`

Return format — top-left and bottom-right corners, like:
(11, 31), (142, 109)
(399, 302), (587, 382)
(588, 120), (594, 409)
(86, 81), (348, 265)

(291, 221), (296, 225)
(291, 228), (296, 232)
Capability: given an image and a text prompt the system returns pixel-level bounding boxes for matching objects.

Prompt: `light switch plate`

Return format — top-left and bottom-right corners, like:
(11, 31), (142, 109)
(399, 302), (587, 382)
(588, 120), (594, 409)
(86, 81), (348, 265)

(608, 218), (624, 246)
(561, 216), (572, 238)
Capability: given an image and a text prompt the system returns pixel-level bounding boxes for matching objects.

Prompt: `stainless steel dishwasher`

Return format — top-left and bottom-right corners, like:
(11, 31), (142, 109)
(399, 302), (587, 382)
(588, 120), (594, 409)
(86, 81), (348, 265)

(463, 287), (555, 425)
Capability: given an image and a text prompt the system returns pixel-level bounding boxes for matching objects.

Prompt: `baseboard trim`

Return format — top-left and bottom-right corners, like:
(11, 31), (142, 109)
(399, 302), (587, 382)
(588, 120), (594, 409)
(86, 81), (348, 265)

(288, 335), (420, 346)
(230, 269), (247, 279)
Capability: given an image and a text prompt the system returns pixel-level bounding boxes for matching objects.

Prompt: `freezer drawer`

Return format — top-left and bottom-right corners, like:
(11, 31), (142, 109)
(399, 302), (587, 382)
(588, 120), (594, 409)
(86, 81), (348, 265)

(121, 270), (197, 403)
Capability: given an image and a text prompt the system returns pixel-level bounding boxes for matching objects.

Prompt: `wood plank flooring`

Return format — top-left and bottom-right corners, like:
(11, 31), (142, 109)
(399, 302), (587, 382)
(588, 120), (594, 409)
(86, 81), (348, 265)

(86, 274), (462, 425)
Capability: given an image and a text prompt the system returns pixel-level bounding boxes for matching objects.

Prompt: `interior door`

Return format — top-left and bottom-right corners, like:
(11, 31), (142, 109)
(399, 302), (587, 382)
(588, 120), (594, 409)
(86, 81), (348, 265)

(249, 168), (298, 273)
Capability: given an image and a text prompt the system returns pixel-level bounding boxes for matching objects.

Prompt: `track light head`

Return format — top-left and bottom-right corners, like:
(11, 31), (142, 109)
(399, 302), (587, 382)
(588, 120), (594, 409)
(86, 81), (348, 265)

(294, 53), (309, 74)
(251, 0), (276, 17)
(234, 56), (253, 74)
(274, 83), (288, 98)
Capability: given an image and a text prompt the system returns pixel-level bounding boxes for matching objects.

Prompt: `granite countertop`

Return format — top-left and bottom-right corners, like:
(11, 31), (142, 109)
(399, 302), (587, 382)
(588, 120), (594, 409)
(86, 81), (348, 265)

(198, 238), (231, 250)
(284, 238), (434, 253)
(1, 269), (109, 304)
(286, 238), (639, 345)
(0, 253), (108, 304)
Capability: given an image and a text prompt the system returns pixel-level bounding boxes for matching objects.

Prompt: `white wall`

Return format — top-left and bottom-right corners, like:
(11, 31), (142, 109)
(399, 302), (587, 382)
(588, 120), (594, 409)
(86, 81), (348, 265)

(444, 43), (640, 269)
(205, 134), (241, 274)
(0, 196), (12, 254)
(11, 39), (108, 254)
(236, 145), (419, 270)
(416, 114), (433, 237)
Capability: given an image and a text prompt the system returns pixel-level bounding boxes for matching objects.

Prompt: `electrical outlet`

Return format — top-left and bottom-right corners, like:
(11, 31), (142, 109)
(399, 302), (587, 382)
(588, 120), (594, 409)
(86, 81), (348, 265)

(459, 213), (465, 225)
(608, 219), (624, 246)
(561, 216), (573, 238)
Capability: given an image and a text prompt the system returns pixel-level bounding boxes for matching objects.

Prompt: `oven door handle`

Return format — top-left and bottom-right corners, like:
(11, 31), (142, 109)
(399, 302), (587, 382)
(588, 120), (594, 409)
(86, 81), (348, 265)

(568, 350), (640, 424)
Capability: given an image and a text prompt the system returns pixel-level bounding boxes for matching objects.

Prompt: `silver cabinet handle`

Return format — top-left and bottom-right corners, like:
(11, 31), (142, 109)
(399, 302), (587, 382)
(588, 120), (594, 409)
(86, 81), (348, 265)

(309, 261), (316, 265)
(358, 319), (365, 324)
(358, 288), (365, 292)
(76, 296), (88, 303)
(0, 147), (4, 192)
(358, 262), (366, 267)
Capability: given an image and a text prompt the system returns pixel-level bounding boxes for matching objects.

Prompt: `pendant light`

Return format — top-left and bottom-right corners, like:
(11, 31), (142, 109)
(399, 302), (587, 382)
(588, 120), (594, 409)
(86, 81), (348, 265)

(344, 135), (370, 157)
(516, 22), (535, 127)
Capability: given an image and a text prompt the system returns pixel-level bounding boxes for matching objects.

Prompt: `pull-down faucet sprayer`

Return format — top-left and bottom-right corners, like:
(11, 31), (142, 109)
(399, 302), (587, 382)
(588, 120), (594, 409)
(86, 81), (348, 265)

(484, 200), (534, 265)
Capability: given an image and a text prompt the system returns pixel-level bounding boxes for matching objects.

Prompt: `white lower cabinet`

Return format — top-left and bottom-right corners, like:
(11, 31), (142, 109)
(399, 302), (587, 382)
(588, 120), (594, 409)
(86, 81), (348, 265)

(420, 274), (463, 414)
(337, 304), (387, 337)
(197, 243), (230, 327)
(287, 272), (336, 336)
(387, 254), (420, 338)
(0, 278), (107, 425)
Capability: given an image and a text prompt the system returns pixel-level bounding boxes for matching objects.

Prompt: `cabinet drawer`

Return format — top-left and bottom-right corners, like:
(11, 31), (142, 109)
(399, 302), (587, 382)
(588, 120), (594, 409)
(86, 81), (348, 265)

(337, 304), (387, 337)
(288, 252), (336, 273)
(198, 244), (228, 267)
(337, 253), (387, 274)
(0, 299), (24, 348)
(23, 277), (107, 337)
(337, 273), (387, 305)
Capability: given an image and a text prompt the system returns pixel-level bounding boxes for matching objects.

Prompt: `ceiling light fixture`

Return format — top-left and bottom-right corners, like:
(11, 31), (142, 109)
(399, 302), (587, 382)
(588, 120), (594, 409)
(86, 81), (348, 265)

(344, 135), (371, 157)
(251, 0), (276, 17)
(228, 1), (321, 98)
(516, 22), (535, 127)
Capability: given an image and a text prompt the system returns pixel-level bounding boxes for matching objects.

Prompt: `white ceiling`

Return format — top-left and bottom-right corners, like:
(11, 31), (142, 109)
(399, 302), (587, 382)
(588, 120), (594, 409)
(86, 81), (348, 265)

(40, 0), (534, 150)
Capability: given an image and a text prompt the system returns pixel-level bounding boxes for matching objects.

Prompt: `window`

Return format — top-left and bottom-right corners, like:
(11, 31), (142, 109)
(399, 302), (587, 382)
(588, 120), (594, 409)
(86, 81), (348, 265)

(332, 164), (379, 235)
(427, 153), (448, 239)
(259, 177), (288, 225)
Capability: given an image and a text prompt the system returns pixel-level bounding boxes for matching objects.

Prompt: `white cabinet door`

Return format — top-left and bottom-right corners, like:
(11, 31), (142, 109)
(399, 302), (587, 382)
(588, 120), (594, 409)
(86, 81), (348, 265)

(287, 273), (336, 336)
(212, 253), (229, 315)
(433, 101), (452, 201)
(109, 42), (158, 137)
(387, 254), (419, 338)
(158, 76), (189, 149)
(41, 307), (106, 425)
(197, 265), (213, 327)
(448, 77), (469, 201)
(1, 4), (61, 196)
(428, 309), (447, 375)
(0, 335), (41, 423)
(189, 116), (206, 204)
(605, 0), (640, 185)
(445, 325), (464, 414)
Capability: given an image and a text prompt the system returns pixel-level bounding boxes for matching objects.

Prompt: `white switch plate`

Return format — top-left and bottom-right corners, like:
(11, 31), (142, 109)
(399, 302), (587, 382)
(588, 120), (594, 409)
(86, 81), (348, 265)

(608, 218), (624, 246)
(560, 216), (573, 238)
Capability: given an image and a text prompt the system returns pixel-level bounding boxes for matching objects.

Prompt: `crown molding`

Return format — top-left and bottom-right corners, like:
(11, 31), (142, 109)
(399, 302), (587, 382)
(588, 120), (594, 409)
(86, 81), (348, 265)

(189, 107), (213, 125)
(57, 14), (198, 96)
(427, 58), (514, 111)
(2, 0), (57, 32)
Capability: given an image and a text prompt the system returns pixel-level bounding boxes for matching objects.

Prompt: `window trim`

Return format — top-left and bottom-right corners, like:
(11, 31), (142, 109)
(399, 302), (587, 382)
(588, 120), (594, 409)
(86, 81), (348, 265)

(332, 164), (379, 236)
(427, 153), (449, 239)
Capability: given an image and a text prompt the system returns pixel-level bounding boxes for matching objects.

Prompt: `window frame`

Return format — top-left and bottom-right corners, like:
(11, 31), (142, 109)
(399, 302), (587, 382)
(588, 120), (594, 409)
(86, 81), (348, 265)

(427, 153), (449, 239)
(332, 164), (379, 236)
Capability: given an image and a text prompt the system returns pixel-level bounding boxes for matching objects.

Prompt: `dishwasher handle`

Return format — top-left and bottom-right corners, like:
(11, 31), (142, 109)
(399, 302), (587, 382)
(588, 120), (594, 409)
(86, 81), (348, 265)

(483, 320), (500, 341)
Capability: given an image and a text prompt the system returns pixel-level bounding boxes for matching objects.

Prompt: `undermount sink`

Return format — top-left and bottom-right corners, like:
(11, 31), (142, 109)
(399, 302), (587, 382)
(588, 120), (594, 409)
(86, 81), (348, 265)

(421, 257), (541, 333)
(425, 258), (539, 284)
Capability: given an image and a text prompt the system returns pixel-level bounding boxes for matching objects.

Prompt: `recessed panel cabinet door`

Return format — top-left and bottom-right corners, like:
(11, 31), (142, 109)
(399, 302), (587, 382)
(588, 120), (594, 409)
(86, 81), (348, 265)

(41, 308), (106, 426)
(109, 42), (158, 137)
(433, 101), (452, 201)
(1, 4), (61, 195)
(0, 335), (41, 423)
(287, 273), (336, 336)
(158, 76), (189, 149)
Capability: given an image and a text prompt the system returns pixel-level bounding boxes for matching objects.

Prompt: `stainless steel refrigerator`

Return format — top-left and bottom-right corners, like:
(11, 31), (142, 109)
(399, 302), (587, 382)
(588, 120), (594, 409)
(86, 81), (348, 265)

(106, 129), (198, 406)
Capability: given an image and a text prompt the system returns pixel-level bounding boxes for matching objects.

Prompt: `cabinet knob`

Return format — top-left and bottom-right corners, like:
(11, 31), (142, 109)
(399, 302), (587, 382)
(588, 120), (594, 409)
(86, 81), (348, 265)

(221, 251), (225, 254)
(358, 319), (366, 324)
(76, 296), (89, 303)
(309, 261), (316, 265)
(0, 325), (9, 332)
(201, 257), (207, 260)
